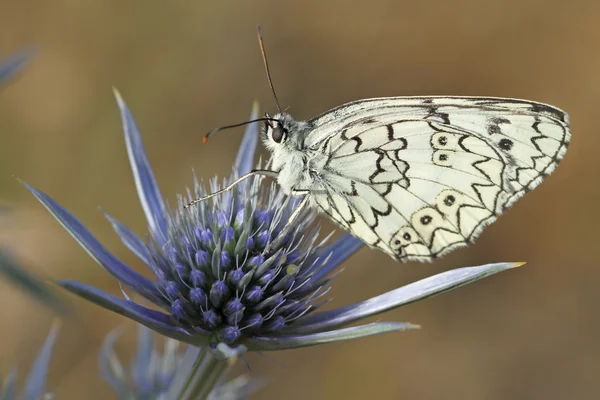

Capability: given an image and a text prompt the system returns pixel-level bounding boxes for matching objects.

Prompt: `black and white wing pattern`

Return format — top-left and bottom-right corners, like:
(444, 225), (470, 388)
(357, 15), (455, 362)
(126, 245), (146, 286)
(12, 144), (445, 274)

(306, 97), (570, 262)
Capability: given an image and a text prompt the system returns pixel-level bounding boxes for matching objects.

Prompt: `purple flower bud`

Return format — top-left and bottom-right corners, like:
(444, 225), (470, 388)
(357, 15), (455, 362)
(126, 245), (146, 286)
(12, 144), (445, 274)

(193, 227), (203, 241)
(223, 298), (244, 316)
(189, 288), (207, 306)
(220, 251), (232, 270)
(202, 309), (221, 330)
(171, 299), (186, 320)
(224, 299), (245, 326)
(244, 285), (264, 304)
(194, 250), (209, 267)
(216, 210), (229, 228)
(255, 210), (270, 227)
(256, 231), (270, 248)
(200, 228), (213, 246)
(174, 263), (188, 279)
(228, 268), (244, 286)
(245, 237), (255, 250)
(244, 313), (264, 330)
(221, 227), (235, 244)
(182, 237), (194, 253)
(164, 281), (179, 298)
(263, 315), (285, 332)
(167, 246), (178, 262)
(190, 269), (207, 287)
(248, 254), (264, 267)
(234, 207), (245, 227)
(219, 326), (241, 344)
(210, 280), (229, 308)
(258, 268), (277, 286)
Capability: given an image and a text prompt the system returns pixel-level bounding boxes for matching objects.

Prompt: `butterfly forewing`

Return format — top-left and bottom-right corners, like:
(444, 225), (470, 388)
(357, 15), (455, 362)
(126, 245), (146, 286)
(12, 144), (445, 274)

(304, 97), (569, 261)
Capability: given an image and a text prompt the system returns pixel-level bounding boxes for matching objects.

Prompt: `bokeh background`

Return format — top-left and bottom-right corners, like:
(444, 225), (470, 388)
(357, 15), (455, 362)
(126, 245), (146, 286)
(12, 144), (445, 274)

(0, 1), (597, 399)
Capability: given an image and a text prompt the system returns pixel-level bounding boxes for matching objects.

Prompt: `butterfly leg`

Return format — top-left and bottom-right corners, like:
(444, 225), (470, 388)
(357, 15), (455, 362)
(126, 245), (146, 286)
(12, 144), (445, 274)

(264, 191), (310, 253)
(184, 169), (279, 209)
(284, 191), (311, 228)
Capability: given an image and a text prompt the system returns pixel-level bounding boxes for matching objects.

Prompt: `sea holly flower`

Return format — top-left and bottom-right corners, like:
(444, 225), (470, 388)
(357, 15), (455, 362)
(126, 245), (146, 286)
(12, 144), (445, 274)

(1, 323), (59, 400)
(100, 323), (261, 399)
(23, 90), (521, 353)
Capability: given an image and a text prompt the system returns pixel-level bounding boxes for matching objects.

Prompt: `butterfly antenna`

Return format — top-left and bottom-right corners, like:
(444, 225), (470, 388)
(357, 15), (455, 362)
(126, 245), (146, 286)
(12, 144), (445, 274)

(203, 117), (279, 143)
(257, 25), (282, 114)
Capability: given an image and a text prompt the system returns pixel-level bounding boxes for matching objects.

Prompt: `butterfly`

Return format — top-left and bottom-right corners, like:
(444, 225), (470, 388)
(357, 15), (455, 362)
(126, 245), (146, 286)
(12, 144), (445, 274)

(257, 97), (570, 262)
(190, 29), (571, 262)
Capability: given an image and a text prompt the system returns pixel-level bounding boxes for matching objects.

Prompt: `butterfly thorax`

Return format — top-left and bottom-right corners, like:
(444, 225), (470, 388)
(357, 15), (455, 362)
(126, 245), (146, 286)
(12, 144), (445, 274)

(263, 113), (327, 194)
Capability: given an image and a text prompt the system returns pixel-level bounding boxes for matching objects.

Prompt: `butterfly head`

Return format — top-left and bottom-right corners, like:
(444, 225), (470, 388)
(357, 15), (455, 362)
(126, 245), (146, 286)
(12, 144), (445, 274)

(261, 112), (307, 152)
(263, 113), (288, 144)
(261, 112), (312, 193)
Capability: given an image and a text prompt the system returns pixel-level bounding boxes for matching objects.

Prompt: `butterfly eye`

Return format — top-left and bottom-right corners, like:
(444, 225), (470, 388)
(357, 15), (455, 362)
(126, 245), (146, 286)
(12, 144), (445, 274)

(271, 126), (286, 143)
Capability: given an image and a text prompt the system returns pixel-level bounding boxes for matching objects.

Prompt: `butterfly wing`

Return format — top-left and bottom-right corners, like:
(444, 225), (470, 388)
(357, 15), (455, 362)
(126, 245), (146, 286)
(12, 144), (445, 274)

(306, 97), (570, 261)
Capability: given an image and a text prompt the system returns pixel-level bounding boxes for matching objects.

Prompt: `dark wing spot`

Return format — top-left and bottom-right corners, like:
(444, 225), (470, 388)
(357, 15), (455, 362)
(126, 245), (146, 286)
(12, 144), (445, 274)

(492, 117), (511, 125)
(420, 215), (432, 225)
(403, 233), (411, 241)
(444, 195), (456, 206)
(499, 138), (513, 151)
(438, 136), (448, 146)
(439, 154), (448, 161)
(487, 117), (511, 136)
(488, 124), (502, 135)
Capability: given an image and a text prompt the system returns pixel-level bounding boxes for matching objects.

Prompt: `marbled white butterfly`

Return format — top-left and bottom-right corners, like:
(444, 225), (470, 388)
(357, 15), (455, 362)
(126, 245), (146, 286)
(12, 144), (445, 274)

(190, 28), (570, 262)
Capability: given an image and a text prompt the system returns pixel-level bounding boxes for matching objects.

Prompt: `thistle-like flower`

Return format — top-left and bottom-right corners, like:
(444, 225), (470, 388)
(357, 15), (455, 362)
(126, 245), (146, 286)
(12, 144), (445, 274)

(100, 323), (261, 399)
(0, 323), (59, 400)
(24, 91), (520, 353)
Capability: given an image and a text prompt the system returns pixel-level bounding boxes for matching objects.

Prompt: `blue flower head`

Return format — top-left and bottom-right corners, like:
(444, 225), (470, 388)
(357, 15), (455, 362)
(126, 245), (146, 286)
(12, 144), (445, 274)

(24, 91), (521, 352)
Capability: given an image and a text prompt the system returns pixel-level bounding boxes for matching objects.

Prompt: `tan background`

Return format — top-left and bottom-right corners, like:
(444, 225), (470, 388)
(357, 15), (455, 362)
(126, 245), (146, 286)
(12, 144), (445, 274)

(0, 1), (597, 399)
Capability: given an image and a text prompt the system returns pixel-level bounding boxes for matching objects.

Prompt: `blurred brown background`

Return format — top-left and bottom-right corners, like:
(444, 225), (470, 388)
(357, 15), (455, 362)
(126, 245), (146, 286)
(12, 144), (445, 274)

(0, 0), (597, 399)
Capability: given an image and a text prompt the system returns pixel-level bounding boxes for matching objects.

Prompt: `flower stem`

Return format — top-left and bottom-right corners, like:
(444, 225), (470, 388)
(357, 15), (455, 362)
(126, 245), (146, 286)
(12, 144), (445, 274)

(176, 346), (232, 400)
